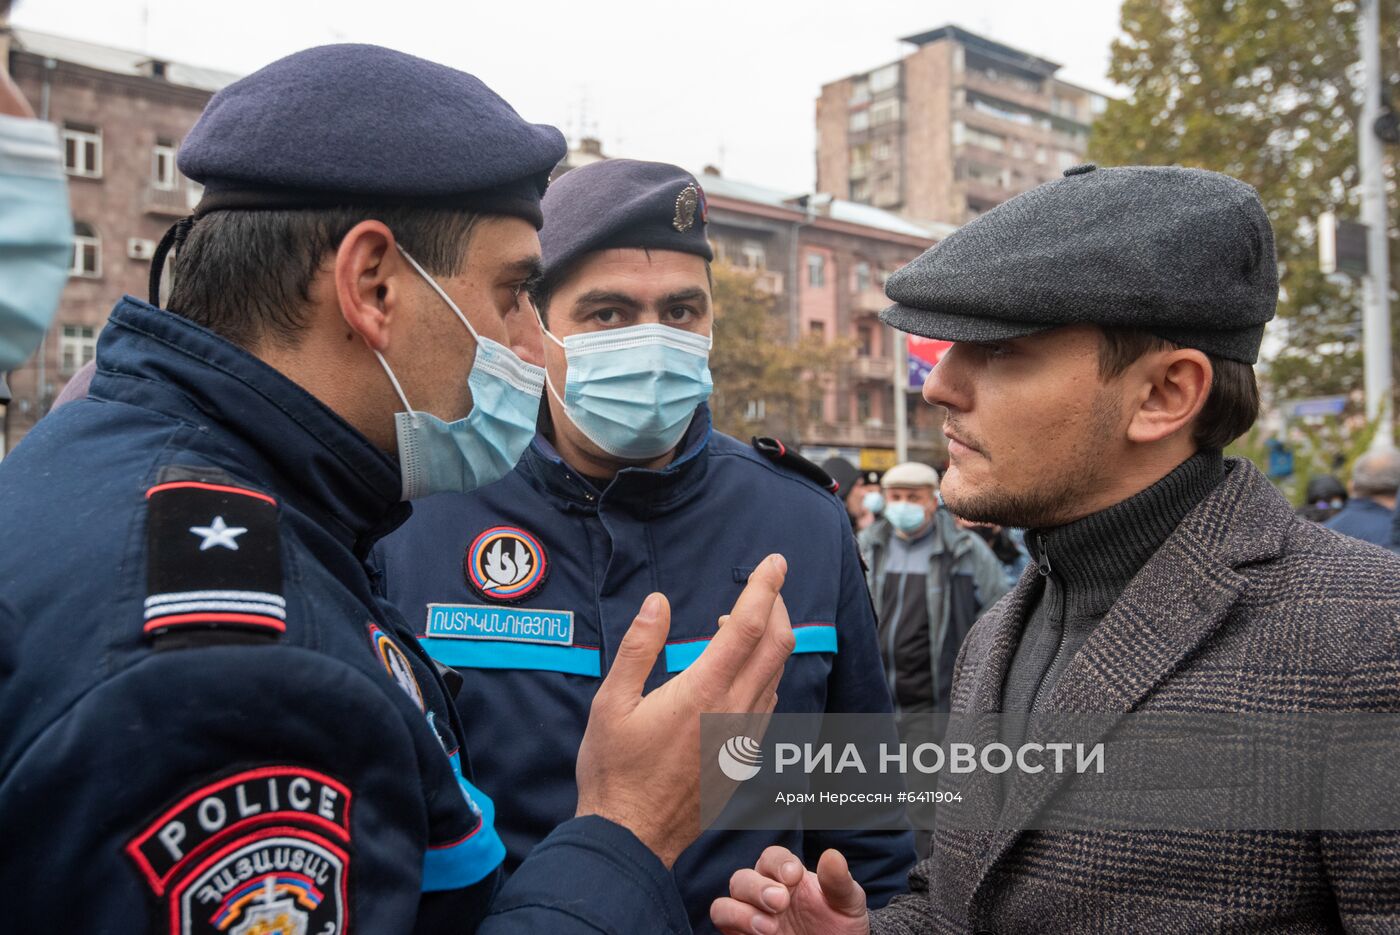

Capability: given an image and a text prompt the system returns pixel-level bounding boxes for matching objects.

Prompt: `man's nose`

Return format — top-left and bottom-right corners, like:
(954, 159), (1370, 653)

(922, 344), (970, 412)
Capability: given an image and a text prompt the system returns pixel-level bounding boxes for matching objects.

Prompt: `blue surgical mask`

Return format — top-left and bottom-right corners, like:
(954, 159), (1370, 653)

(373, 246), (545, 500)
(862, 491), (885, 515)
(884, 500), (928, 534)
(543, 323), (713, 460)
(0, 114), (72, 371)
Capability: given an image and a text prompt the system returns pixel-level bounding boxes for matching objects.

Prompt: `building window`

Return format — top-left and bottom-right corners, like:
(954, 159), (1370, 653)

(870, 99), (900, 126)
(873, 140), (892, 162)
(962, 126), (1006, 152)
(745, 399), (766, 422)
(809, 395), (825, 422)
(869, 64), (900, 94)
(60, 325), (97, 373)
(857, 390), (873, 423)
(62, 123), (102, 178)
(857, 324), (874, 357)
(809, 320), (827, 340)
(152, 137), (177, 190)
(806, 252), (826, 288)
(853, 261), (871, 292)
(849, 79), (870, 105)
(849, 110), (869, 133)
(70, 222), (101, 277)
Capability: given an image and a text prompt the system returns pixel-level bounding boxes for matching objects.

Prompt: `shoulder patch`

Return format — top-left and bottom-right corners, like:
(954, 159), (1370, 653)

(465, 525), (548, 602)
(144, 467), (284, 645)
(750, 436), (839, 495)
(366, 622), (425, 711)
(126, 766), (350, 935)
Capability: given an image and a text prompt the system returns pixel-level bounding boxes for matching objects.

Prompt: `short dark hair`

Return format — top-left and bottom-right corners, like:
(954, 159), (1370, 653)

(530, 253), (713, 325)
(165, 206), (479, 348)
(1097, 327), (1259, 451)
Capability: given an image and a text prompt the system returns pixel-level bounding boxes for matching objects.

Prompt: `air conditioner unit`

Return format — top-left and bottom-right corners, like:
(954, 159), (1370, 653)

(128, 238), (157, 261)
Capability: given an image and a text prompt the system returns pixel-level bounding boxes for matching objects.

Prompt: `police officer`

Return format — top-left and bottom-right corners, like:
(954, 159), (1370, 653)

(0, 46), (794, 933)
(372, 158), (916, 931)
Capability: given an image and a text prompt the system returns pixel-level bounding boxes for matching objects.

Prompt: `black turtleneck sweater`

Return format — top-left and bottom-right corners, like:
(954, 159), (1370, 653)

(1000, 451), (1226, 720)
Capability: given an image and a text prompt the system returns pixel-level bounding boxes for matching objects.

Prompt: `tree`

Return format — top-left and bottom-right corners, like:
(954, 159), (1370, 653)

(708, 263), (849, 442)
(1090, 0), (1400, 414)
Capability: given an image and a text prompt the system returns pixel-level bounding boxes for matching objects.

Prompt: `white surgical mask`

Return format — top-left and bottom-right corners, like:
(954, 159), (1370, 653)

(374, 246), (545, 500)
(542, 322), (713, 460)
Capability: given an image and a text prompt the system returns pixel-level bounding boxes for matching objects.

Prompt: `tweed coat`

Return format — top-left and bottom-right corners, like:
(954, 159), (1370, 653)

(870, 458), (1400, 934)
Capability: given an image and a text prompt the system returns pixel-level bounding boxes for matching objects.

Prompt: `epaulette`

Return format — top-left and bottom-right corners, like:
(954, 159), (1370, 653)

(750, 436), (839, 496)
(143, 465), (284, 650)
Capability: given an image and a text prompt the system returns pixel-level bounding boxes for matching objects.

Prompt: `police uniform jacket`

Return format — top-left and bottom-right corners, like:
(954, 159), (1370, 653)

(372, 406), (918, 933)
(0, 297), (691, 934)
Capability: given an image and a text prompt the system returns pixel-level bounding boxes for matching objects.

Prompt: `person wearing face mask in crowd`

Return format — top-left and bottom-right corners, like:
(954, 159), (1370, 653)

(823, 458), (886, 532)
(372, 158), (916, 933)
(0, 46), (798, 934)
(0, 22), (72, 405)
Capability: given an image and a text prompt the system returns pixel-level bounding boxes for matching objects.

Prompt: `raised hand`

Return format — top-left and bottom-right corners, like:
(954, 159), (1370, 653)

(574, 553), (795, 867)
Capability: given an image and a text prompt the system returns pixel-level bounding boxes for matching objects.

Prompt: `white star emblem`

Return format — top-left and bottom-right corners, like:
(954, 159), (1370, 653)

(188, 515), (248, 551)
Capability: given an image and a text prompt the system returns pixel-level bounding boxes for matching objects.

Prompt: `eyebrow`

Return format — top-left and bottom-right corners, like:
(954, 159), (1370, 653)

(502, 256), (544, 284)
(570, 287), (710, 312)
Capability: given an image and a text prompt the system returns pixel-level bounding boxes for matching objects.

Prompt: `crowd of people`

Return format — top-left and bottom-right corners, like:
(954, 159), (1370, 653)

(1, 36), (1398, 935)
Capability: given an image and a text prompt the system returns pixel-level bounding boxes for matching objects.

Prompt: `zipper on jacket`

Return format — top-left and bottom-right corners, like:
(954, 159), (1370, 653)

(1029, 533), (1062, 714)
(1037, 532), (1052, 576)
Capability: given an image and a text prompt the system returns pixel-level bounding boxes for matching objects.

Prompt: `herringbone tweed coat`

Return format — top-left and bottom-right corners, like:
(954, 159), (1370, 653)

(870, 458), (1400, 934)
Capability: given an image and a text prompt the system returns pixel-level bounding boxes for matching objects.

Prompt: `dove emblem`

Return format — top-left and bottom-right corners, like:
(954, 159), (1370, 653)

(465, 526), (548, 601)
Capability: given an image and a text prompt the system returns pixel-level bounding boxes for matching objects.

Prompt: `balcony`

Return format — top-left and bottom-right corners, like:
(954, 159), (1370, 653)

(849, 356), (895, 382)
(853, 286), (890, 315)
(143, 183), (194, 218)
(753, 270), (785, 295)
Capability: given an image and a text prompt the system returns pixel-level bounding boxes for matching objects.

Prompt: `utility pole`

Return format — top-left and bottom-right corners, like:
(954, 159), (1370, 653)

(1359, 0), (1394, 450)
(892, 330), (908, 463)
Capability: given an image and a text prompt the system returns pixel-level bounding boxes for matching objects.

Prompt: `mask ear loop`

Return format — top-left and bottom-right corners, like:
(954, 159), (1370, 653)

(395, 243), (481, 341)
(372, 348), (418, 426)
(532, 306), (570, 410)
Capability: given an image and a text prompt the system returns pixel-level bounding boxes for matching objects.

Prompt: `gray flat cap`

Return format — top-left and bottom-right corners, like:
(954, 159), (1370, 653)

(881, 164), (1278, 363)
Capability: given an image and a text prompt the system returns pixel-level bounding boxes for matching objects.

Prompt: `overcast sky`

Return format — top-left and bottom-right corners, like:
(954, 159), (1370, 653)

(13, 0), (1126, 193)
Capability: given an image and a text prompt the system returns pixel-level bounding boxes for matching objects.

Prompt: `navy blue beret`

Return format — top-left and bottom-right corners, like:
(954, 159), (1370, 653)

(881, 164), (1278, 364)
(179, 44), (566, 228)
(539, 159), (713, 286)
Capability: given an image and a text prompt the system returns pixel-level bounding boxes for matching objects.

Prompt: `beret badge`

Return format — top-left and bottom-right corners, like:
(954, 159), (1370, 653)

(673, 184), (700, 232)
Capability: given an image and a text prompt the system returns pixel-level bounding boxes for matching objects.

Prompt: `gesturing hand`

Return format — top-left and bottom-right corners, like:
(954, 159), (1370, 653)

(712, 846), (871, 935)
(574, 553), (795, 868)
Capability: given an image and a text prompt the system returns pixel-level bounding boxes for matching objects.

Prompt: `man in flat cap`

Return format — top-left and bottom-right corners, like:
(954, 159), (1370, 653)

(0, 46), (796, 934)
(712, 165), (1400, 933)
(373, 157), (916, 932)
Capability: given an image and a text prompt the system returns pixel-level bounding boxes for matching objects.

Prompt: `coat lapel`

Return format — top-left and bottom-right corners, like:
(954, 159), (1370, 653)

(967, 459), (1292, 901)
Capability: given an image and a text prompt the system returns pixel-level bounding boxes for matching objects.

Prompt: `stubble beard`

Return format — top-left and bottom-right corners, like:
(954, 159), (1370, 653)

(941, 391), (1121, 530)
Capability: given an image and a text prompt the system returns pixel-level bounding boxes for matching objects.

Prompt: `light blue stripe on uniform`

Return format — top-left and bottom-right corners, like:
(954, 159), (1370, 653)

(663, 623), (838, 673)
(419, 637), (601, 676)
(422, 751), (507, 891)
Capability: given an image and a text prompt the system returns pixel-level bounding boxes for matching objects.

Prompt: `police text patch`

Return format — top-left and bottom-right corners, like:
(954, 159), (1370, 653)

(144, 472), (283, 640)
(126, 766), (351, 935)
(426, 603), (573, 645)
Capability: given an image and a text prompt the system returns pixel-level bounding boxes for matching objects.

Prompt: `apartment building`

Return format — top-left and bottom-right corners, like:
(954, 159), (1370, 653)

(816, 24), (1107, 226)
(1, 27), (235, 454)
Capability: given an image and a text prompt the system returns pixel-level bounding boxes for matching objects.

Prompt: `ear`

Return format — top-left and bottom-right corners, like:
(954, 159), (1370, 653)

(333, 220), (401, 353)
(1126, 348), (1212, 445)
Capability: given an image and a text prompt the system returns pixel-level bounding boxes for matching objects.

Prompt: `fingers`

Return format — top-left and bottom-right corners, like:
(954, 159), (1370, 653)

(595, 592), (669, 709)
(816, 849), (867, 917)
(727, 867), (791, 913)
(731, 590), (795, 710)
(688, 553), (788, 688)
(711, 897), (780, 935)
(755, 845), (805, 887)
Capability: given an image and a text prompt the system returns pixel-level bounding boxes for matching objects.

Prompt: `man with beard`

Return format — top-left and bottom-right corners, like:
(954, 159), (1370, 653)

(710, 164), (1400, 933)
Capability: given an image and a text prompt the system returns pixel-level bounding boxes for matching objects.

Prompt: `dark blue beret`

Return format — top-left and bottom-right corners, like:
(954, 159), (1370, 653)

(881, 164), (1278, 363)
(539, 159), (713, 286)
(179, 44), (566, 228)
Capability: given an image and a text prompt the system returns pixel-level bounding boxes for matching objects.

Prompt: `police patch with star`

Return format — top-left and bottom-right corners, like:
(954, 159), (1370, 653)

(144, 466), (284, 644)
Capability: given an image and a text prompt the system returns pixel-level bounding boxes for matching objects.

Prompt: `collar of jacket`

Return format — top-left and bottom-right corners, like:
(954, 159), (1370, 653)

(92, 296), (407, 556)
(518, 403), (713, 515)
(1024, 449), (1225, 614)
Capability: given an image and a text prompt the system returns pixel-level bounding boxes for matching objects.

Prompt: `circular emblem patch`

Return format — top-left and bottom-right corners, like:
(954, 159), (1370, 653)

(369, 624), (424, 711)
(466, 526), (547, 602)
